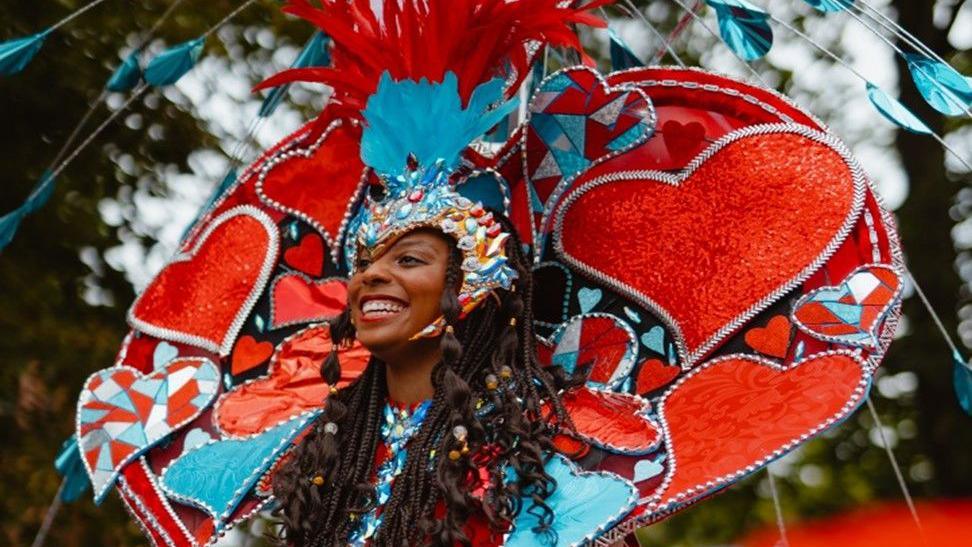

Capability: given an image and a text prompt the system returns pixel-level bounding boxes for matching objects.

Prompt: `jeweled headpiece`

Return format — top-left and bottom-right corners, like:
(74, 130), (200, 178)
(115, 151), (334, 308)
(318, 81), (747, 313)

(257, 0), (611, 334)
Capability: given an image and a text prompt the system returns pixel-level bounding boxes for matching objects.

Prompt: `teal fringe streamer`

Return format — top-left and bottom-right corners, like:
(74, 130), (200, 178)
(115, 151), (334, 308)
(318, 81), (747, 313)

(0, 29), (51, 76)
(865, 82), (933, 134)
(259, 31), (331, 118)
(609, 28), (644, 70)
(145, 36), (206, 87)
(705, 0), (774, 61)
(106, 50), (143, 92)
(0, 170), (55, 252)
(54, 435), (91, 503)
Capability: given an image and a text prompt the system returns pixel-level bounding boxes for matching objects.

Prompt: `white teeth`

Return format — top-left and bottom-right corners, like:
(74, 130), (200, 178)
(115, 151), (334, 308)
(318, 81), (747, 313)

(362, 299), (406, 315)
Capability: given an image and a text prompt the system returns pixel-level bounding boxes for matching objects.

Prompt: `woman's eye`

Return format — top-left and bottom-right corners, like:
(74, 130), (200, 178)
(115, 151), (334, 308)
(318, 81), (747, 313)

(397, 255), (424, 266)
(355, 259), (371, 270)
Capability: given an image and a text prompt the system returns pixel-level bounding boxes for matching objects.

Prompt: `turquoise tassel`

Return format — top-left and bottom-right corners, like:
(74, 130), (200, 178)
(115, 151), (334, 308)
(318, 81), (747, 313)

(259, 31), (331, 118)
(0, 170), (56, 252)
(145, 37), (206, 87)
(106, 50), (143, 92)
(706, 0), (773, 61)
(954, 351), (972, 416)
(609, 29), (643, 70)
(54, 435), (91, 503)
(865, 82), (933, 134)
(0, 29), (52, 76)
(904, 53), (972, 116)
(802, 0), (853, 12)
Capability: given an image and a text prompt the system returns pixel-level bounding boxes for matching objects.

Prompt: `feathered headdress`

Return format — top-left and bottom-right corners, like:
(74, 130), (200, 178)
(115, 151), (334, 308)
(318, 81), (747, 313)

(257, 0), (612, 336)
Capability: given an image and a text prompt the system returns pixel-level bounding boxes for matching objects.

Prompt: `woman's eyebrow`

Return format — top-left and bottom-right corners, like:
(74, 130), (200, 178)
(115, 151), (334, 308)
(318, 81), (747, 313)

(390, 238), (435, 253)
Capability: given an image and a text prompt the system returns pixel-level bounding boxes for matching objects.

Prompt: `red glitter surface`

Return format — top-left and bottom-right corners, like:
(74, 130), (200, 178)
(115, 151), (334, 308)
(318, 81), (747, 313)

(559, 131), (858, 363)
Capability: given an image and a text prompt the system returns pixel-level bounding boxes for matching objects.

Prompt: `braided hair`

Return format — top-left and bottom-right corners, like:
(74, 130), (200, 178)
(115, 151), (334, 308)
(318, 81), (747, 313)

(273, 216), (570, 546)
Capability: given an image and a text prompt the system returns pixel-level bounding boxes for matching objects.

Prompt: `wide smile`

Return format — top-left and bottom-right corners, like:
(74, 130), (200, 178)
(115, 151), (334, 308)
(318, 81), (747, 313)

(359, 294), (410, 323)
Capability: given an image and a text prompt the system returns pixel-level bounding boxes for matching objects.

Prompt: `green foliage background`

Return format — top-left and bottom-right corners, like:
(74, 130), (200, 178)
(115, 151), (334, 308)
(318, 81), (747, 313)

(0, 1), (969, 545)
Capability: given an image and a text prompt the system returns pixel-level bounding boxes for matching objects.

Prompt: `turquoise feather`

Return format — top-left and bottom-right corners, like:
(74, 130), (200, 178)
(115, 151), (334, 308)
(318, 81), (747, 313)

(904, 53), (971, 116)
(259, 31), (331, 118)
(865, 82), (932, 134)
(609, 28), (643, 70)
(802, 0), (853, 12)
(145, 37), (206, 87)
(106, 50), (143, 92)
(361, 72), (518, 176)
(0, 170), (56, 252)
(706, 0), (774, 61)
(54, 435), (91, 503)
(0, 29), (51, 76)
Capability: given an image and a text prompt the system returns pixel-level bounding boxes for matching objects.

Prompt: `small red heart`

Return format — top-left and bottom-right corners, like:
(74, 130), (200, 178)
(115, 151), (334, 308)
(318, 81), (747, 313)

(744, 315), (792, 359)
(635, 358), (681, 395)
(284, 234), (325, 277)
(231, 335), (274, 375)
(661, 120), (706, 165)
(270, 275), (348, 328)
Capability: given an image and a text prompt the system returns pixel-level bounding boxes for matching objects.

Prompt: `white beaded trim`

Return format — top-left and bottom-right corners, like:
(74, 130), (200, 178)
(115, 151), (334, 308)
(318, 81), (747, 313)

(137, 457), (199, 547)
(520, 65), (658, 262)
(552, 123), (867, 370)
(127, 206), (280, 356)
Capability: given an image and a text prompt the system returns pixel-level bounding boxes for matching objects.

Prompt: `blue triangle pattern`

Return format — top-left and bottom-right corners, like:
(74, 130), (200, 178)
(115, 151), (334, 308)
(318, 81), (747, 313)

(822, 301), (863, 324)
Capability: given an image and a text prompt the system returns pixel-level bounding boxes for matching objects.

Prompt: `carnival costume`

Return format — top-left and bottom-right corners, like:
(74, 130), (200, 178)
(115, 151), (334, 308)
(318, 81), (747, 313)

(70, 0), (904, 545)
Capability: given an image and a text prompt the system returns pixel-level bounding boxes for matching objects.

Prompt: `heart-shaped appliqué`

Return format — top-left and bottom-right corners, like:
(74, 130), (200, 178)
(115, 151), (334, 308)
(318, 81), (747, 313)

(506, 453), (637, 547)
(283, 233), (325, 277)
(744, 315), (793, 359)
(128, 206), (279, 356)
(792, 264), (902, 349)
(577, 286), (602, 313)
(556, 125), (864, 367)
(216, 325), (370, 437)
(559, 386), (661, 454)
(152, 341), (178, 370)
(76, 357), (220, 502)
(161, 413), (315, 526)
(635, 358), (681, 395)
(231, 335), (274, 376)
(256, 120), (366, 255)
(650, 350), (867, 514)
(661, 120), (707, 165)
(538, 313), (638, 389)
(523, 66), (656, 247)
(269, 274), (348, 329)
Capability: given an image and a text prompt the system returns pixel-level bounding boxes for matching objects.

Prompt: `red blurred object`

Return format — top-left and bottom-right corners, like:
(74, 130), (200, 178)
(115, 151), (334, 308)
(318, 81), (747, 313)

(741, 500), (972, 547)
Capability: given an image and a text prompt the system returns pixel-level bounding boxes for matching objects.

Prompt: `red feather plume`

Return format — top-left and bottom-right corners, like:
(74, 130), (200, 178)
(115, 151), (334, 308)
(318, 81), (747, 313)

(256, 0), (612, 132)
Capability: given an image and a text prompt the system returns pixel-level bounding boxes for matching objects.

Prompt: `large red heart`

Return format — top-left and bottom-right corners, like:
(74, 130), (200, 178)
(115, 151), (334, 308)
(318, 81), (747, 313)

(270, 274), (348, 329)
(256, 120), (366, 253)
(215, 325), (370, 437)
(128, 207), (279, 355)
(284, 233), (325, 277)
(556, 126), (863, 366)
(650, 351), (866, 513)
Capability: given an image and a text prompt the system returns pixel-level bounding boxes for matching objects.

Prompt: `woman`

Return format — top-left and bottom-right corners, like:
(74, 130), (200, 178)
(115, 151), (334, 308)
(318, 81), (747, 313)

(260, 1), (613, 544)
(273, 222), (570, 545)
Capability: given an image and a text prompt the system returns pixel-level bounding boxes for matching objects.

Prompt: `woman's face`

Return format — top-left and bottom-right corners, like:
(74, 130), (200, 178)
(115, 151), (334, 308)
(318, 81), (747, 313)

(347, 230), (451, 360)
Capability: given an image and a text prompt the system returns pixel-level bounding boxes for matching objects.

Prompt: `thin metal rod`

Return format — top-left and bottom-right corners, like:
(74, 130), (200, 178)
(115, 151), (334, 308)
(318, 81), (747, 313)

(650, 0), (704, 65)
(905, 269), (969, 369)
(856, 0), (953, 69)
(865, 397), (927, 545)
(50, 0), (112, 32)
(766, 470), (790, 547)
(49, 90), (109, 168)
(49, 86), (148, 180)
(29, 480), (65, 547)
(619, 0), (686, 67)
(766, 12), (972, 172)
(201, 0), (260, 39)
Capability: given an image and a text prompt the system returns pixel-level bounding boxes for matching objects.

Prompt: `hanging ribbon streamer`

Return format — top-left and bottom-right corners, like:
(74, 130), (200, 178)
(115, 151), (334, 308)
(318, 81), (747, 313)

(954, 351), (972, 416)
(106, 50), (143, 92)
(0, 0), (112, 77)
(144, 37), (206, 87)
(608, 28), (644, 70)
(704, 0), (774, 61)
(259, 31), (331, 117)
(0, 170), (54, 251)
(903, 53), (971, 116)
(865, 83), (934, 135)
(802, 0), (854, 12)
(54, 435), (91, 503)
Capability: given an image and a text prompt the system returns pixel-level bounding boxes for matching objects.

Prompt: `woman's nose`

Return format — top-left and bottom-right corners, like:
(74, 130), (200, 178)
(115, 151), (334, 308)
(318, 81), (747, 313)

(360, 260), (391, 286)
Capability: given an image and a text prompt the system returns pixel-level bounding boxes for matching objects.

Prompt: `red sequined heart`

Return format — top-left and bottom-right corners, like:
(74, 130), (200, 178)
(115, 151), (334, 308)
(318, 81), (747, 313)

(128, 207), (278, 355)
(257, 121), (365, 247)
(284, 233), (325, 277)
(744, 315), (793, 359)
(653, 351), (866, 511)
(270, 274), (348, 329)
(557, 127), (862, 366)
(231, 335), (274, 375)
